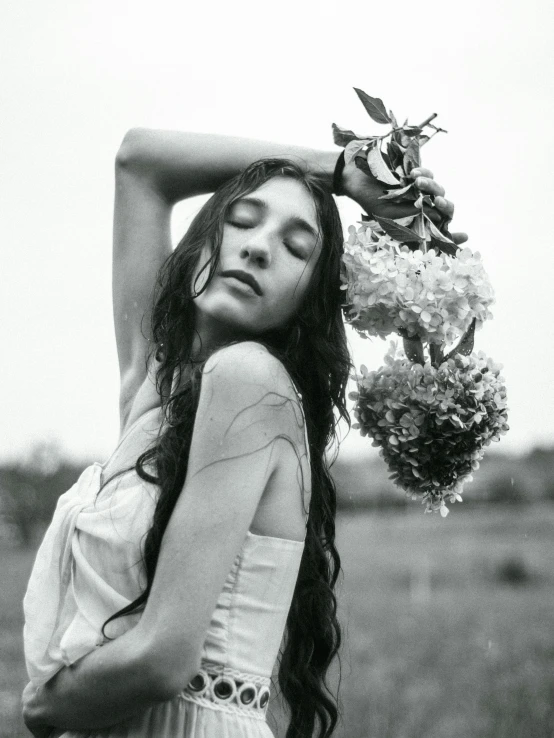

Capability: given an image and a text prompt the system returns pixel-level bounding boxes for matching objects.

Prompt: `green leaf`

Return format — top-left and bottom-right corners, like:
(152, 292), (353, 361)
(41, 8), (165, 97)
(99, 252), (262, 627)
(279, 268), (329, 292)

(399, 129), (422, 147)
(429, 343), (444, 367)
(403, 336), (425, 365)
(378, 183), (415, 200)
(353, 88), (391, 125)
(392, 128), (406, 148)
(403, 126), (423, 138)
(387, 140), (405, 171)
(381, 149), (393, 170)
(367, 145), (400, 185)
(424, 215), (456, 244)
(389, 109), (399, 128)
(445, 319), (477, 360)
(429, 236), (458, 256)
(354, 154), (372, 176)
(393, 215), (416, 227)
(415, 193), (435, 210)
(440, 222), (458, 245)
(332, 123), (362, 147)
(403, 139), (421, 174)
(372, 214), (422, 244)
(412, 213), (427, 240)
(344, 139), (371, 165)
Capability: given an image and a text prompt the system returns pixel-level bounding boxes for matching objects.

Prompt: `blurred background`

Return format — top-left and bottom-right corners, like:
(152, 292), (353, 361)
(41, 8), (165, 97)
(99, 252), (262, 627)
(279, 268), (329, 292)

(2, 0), (553, 736)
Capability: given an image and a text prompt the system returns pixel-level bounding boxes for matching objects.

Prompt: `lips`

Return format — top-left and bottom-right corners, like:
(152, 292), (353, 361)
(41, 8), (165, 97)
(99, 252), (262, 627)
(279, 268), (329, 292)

(221, 270), (263, 296)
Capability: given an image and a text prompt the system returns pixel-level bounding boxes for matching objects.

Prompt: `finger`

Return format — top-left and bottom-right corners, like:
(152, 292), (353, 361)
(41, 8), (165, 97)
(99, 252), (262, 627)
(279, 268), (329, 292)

(435, 195), (454, 221)
(410, 167), (434, 179)
(451, 232), (469, 245)
(415, 177), (445, 198)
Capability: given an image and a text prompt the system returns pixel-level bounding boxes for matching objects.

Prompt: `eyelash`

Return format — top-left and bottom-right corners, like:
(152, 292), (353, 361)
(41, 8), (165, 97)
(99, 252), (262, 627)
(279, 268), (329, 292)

(227, 221), (305, 260)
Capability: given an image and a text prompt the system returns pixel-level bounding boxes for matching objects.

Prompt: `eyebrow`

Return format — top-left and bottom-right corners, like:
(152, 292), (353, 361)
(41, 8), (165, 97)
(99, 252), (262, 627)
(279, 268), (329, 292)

(233, 196), (320, 242)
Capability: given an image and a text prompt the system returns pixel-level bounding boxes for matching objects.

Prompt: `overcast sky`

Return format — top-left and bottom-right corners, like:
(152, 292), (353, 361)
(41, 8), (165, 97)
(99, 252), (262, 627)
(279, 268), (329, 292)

(2, 0), (552, 464)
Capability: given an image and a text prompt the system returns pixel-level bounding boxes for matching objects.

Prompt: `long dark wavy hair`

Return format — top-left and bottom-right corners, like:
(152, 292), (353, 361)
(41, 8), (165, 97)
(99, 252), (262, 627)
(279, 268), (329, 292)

(100, 158), (352, 737)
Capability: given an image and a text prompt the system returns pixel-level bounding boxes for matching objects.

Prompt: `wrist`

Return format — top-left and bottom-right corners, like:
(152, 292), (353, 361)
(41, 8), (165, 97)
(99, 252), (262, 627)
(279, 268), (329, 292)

(340, 155), (384, 216)
(332, 150), (346, 196)
(289, 149), (341, 191)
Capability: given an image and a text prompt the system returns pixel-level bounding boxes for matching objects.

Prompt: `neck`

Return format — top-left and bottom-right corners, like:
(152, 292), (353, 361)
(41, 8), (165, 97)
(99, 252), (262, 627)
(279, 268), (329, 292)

(190, 307), (250, 362)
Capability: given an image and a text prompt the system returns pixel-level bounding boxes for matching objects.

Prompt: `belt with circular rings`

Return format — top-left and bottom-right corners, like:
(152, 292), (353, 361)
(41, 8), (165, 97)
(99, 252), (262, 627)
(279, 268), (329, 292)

(183, 662), (270, 718)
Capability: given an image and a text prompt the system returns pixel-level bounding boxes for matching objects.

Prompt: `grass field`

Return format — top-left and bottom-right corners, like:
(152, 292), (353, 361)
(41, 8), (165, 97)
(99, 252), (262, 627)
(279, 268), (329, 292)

(2, 503), (553, 738)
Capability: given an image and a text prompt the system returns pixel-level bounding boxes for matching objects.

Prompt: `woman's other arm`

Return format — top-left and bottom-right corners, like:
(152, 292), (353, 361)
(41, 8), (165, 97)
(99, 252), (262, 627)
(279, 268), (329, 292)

(22, 625), (180, 732)
(23, 342), (307, 731)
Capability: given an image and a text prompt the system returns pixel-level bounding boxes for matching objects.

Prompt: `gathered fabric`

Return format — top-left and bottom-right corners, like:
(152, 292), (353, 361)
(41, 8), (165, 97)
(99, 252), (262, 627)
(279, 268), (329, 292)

(24, 440), (307, 736)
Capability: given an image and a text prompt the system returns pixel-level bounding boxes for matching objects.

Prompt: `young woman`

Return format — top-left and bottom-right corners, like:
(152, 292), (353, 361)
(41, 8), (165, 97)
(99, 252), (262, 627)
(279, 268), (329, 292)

(22, 129), (465, 738)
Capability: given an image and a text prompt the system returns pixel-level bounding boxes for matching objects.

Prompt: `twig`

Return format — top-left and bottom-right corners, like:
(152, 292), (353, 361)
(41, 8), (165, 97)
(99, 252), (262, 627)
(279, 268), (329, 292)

(417, 113), (438, 129)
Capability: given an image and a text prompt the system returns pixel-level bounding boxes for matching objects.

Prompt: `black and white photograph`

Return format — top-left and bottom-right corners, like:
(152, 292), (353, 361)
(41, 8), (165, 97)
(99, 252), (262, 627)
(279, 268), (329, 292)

(2, 1), (553, 736)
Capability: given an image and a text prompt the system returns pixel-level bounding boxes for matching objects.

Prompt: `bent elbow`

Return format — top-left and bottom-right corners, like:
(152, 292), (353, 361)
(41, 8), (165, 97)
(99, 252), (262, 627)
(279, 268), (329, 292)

(115, 128), (151, 171)
(143, 642), (203, 701)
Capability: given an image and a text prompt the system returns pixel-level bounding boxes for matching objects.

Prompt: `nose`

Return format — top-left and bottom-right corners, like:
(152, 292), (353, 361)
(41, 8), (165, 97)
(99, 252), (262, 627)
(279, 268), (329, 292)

(239, 237), (272, 268)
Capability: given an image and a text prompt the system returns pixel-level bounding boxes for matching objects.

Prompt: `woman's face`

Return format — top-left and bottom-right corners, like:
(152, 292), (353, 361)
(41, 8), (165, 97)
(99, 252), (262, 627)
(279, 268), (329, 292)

(192, 176), (322, 339)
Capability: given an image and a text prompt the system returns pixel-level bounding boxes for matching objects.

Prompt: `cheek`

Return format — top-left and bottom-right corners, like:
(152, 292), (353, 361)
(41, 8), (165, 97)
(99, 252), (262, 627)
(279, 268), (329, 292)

(275, 267), (314, 316)
(191, 246), (215, 293)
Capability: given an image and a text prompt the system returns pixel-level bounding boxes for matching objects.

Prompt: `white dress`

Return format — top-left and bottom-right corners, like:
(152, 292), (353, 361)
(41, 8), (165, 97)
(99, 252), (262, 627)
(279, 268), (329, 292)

(23, 406), (309, 737)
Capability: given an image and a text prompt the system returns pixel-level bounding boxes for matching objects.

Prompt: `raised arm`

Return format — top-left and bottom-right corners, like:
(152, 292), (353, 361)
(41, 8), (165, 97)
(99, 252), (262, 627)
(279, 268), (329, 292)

(114, 129), (462, 429)
(113, 128), (339, 429)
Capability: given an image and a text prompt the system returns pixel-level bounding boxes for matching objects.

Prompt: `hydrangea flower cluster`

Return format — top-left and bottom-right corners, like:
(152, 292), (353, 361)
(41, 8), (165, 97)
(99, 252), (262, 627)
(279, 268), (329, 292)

(333, 89), (509, 514)
(341, 223), (495, 347)
(350, 343), (509, 516)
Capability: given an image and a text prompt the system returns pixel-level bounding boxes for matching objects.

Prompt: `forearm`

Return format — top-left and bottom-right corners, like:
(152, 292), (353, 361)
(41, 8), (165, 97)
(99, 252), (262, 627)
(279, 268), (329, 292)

(26, 627), (194, 731)
(117, 128), (340, 204)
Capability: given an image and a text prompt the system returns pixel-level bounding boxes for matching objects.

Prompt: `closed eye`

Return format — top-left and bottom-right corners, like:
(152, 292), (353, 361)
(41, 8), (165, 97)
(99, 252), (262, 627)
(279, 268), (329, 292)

(228, 221), (306, 259)
(285, 243), (305, 260)
(227, 221), (253, 229)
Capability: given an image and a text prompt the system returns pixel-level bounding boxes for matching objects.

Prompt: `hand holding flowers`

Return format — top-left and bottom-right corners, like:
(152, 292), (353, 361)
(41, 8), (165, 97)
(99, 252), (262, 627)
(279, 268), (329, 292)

(341, 160), (468, 247)
(334, 89), (509, 515)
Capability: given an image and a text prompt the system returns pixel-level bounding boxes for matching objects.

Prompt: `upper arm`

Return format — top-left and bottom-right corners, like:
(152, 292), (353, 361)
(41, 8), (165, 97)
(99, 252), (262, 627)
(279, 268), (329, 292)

(135, 343), (306, 690)
(112, 132), (174, 419)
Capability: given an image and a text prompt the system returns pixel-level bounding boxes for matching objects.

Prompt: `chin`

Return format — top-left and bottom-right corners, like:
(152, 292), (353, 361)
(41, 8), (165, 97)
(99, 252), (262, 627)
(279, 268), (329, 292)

(195, 294), (267, 336)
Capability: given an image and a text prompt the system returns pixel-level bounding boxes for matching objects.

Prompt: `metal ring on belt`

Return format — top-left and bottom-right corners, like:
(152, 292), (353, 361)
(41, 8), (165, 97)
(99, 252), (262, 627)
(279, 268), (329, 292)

(182, 662), (270, 718)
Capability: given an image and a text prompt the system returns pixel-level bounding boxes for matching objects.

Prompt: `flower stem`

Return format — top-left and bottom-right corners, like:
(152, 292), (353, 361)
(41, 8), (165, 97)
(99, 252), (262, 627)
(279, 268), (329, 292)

(420, 129), (441, 148)
(418, 113), (438, 129)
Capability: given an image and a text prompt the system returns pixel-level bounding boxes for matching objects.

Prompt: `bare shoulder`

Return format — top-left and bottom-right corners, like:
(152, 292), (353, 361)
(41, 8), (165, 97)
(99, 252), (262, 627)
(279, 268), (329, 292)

(197, 342), (306, 457)
(203, 341), (297, 400)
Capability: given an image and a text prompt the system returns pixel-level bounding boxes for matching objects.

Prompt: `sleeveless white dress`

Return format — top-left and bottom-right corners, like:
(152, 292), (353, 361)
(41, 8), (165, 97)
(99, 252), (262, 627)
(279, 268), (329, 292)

(23, 404), (309, 737)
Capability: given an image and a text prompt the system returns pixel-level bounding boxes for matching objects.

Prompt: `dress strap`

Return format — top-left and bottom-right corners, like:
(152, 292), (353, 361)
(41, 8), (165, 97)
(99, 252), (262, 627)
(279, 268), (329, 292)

(290, 381), (311, 530)
(290, 380), (311, 470)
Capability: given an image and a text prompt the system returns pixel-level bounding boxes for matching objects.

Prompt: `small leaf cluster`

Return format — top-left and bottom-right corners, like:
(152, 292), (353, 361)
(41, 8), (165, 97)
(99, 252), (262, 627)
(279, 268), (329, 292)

(333, 88), (456, 255)
(341, 223), (494, 349)
(350, 343), (510, 516)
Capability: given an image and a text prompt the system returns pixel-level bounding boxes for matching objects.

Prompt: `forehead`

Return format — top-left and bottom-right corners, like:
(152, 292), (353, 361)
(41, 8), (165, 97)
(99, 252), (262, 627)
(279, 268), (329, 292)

(242, 176), (319, 230)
